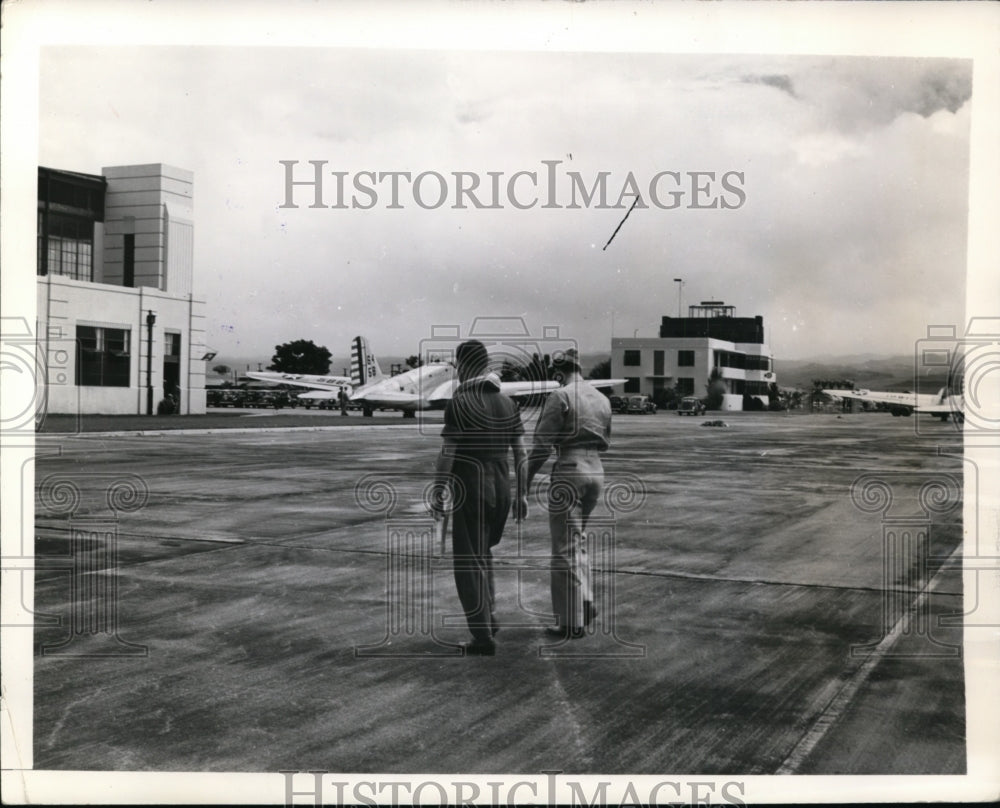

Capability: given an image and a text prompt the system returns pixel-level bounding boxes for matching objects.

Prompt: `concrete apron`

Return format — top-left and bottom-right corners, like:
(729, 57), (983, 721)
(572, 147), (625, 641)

(32, 413), (965, 773)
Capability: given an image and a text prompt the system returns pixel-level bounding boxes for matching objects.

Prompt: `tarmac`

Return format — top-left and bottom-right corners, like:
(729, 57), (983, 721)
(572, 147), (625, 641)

(30, 408), (966, 776)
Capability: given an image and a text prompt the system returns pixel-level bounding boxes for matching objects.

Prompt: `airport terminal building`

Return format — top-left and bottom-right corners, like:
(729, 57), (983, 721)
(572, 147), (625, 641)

(611, 301), (776, 410)
(36, 164), (207, 415)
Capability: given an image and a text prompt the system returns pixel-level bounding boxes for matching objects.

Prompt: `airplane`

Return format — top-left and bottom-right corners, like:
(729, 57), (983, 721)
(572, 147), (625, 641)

(821, 386), (964, 422)
(255, 336), (625, 417)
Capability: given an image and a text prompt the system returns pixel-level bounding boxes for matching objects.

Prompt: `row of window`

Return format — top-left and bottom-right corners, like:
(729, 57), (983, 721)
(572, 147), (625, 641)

(624, 377), (695, 395)
(74, 325), (180, 387)
(714, 350), (771, 371)
(729, 379), (772, 396)
(623, 378), (772, 397)
(622, 348), (770, 371)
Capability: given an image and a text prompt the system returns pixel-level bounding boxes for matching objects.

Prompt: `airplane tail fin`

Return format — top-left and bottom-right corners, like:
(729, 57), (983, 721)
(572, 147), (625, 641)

(351, 336), (384, 386)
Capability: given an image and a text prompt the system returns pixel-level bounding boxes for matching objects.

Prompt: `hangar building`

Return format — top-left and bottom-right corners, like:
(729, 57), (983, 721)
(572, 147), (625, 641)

(36, 164), (207, 415)
(611, 301), (776, 411)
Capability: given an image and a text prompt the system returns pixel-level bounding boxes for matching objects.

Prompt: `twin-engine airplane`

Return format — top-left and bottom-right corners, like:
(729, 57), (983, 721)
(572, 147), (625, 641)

(821, 386), (964, 422)
(249, 336), (625, 417)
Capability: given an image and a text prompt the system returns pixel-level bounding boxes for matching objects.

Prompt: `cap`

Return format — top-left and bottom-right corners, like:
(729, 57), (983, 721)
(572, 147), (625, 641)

(552, 347), (581, 371)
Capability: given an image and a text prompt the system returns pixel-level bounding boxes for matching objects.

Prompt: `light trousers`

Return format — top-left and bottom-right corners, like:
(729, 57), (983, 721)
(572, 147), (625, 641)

(547, 449), (602, 629)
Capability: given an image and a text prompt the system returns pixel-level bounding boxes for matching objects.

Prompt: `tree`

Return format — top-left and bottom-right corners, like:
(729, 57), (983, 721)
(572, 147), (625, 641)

(405, 355), (423, 370)
(705, 367), (727, 411)
(212, 364), (232, 377)
(268, 339), (332, 374)
(767, 382), (786, 411)
(586, 358), (613, 398)
(587, 358), (611, 380)
(654, 383), (683, 410)
(808, 381), (833, 411)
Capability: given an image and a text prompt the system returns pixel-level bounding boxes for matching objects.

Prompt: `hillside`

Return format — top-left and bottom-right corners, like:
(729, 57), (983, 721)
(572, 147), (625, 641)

(776, 355), (951, 392)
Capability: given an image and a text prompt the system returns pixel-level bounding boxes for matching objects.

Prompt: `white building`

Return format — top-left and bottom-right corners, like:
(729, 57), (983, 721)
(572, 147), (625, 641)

(36, 164), (207, 415)
(611, 301), (776, 411)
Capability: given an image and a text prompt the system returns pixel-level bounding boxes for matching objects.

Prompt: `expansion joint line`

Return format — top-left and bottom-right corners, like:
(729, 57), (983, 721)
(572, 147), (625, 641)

(773, 544), (963, 774)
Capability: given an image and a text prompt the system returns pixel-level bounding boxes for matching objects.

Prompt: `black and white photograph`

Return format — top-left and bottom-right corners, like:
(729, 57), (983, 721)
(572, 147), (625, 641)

(1, 1), (998, 805)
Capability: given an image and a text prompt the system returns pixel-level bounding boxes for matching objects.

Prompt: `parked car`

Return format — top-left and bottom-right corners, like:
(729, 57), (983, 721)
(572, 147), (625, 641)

(207, 387), (243, 407)
(625, 395), (657, 414)
(677, 396), (706, 416)
(609, 395), (627, 414)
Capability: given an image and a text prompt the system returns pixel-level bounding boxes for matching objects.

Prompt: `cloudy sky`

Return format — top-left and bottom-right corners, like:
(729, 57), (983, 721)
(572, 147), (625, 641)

(37, 46), (971, 363)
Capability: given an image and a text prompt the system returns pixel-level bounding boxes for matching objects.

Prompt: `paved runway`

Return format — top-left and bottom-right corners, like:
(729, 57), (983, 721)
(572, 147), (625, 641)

(32, 410), (965, 774)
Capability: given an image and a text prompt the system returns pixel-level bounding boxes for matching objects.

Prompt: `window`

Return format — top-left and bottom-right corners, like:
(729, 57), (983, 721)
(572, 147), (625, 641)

(163, 332), (182, 399)
(714, 350), (755, 370)
(624, 350), (641, 367)
(624, 377), (641, 393)
(164, 332), (181, 359)
(653, 350), (664, 376)
(39, 212), (94, 280)
(678, 350), (694, 367)
(676, 378), (694, 396)
(123, 234), (135, 287)
(37, 167), (105, 280)
(76, 326), (131, 387)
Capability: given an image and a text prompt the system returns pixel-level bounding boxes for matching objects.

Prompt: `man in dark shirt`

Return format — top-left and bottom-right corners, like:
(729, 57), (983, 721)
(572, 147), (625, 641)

(433, 340), (527, 656)
(526, 348), (612, 639)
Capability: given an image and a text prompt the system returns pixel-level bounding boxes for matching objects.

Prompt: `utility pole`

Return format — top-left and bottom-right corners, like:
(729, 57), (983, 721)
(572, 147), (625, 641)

(145, 310), (156, 415)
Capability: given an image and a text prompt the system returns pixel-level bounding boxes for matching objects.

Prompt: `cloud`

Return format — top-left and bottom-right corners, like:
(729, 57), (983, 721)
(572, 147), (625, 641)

(741, 73), (797, 99)
(38, 49), (971, 362)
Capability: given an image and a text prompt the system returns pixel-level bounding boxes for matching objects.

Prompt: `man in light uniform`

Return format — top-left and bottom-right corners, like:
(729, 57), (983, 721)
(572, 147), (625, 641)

(526, 348), (612, 639)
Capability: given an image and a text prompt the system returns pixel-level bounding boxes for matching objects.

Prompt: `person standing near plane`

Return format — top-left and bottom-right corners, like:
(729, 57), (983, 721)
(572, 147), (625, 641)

(432, 340), (528, 656)
(526, 348), (612, 639)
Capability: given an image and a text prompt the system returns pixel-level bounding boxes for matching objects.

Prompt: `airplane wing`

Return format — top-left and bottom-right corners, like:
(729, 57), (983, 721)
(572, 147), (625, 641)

(499, 378), (627, 396)
(821, 389), (919, 407)
(246, 371), (351, 391)
(296, 390), (341, 401)
(499, 380), (560, 397)
(914, 393), (963, 415)
(420, 378), (627, 400)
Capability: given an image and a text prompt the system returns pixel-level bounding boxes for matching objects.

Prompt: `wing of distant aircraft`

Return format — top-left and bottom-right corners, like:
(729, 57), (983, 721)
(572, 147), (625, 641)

(498, 377), (626, 397)
(822, 387), (963, 421)
(245, 371), (351, 391)
(347, 336), (626, 417)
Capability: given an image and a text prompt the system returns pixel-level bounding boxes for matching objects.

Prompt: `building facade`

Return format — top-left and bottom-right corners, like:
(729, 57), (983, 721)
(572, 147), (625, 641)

(36, 164), (207, 415)
(611, 301), (776, 411)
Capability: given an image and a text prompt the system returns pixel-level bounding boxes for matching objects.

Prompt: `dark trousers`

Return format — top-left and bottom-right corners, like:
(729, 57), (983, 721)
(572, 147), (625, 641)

(450, 458), (511, 642)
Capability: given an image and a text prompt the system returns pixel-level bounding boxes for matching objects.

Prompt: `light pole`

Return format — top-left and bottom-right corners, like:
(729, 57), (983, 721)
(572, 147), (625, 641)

(145, 310), (156, 415)
(674, 278), (684, 317)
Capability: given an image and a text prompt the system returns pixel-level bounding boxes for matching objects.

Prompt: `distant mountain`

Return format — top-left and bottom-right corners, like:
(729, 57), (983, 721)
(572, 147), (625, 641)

(776, 354), (951, 391)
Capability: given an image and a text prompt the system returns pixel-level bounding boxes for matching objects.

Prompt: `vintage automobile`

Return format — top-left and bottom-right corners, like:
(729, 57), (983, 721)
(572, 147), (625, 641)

(625, 395), (657, 414)
(206, 387), (243, 407)
(677, 396), (707, 416)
